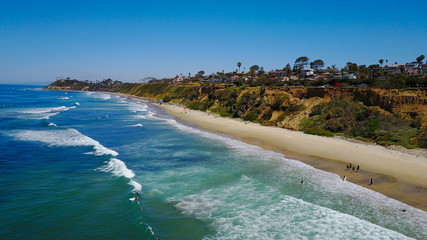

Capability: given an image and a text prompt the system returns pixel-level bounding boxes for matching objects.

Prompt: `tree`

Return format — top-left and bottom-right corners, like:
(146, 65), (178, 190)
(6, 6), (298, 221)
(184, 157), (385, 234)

(249, 65), (259, 72)
(249, 65), (260, 76)
(141, 77), (154, 82)
(345, 62), (358, 74)
(310, 59), (325, 71)
(294, 56), (309, 70)
(331, 64), (337, 76)
(237, 62), (242, 73)
(379, 59), (384, 66)
(416, 55), (425, 63)
(283, 63), (292, 76)
(195, 70), (205, 78)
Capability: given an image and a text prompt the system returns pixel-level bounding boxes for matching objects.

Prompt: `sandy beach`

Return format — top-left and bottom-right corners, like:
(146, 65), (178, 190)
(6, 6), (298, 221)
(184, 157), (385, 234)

(155, 102), (427, 211)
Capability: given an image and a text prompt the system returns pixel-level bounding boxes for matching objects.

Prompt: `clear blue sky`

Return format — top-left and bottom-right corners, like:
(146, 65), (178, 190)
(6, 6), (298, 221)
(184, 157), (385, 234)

(1, 0), (426, 84)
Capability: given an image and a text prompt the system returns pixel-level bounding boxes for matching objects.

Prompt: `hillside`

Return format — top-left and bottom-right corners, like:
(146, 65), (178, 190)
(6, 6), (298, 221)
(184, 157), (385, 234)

(45, 80), (427, 149)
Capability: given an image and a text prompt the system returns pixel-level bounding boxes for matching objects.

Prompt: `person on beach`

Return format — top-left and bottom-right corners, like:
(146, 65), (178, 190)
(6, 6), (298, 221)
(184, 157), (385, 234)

(346, 164), (349, 171)
(343, 175), (346, 181)
(356, 165), (359, 172)
(369, 178), (374, 186)
(352, 166), (355, 172)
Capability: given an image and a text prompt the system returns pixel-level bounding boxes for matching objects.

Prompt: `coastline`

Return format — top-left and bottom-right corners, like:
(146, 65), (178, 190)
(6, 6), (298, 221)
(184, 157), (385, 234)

(114, 92), (427, 211)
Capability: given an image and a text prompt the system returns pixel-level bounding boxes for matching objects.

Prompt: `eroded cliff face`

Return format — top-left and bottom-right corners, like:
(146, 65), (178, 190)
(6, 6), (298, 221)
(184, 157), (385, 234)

(275, 88), (427, 129)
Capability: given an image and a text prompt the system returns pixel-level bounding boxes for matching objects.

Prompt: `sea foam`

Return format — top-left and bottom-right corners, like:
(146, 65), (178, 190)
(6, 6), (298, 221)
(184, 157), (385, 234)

(129, 124), (143, 127)
(9, 129), (118, 156)
(127, 102), (148, 112)
(18, 106), (72, 119)
(92, 93), (111, 100)
(173, 175), (412, 239)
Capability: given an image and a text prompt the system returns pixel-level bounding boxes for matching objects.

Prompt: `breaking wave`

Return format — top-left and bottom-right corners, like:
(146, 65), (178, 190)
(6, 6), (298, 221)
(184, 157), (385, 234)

(18, 106), (72, 119)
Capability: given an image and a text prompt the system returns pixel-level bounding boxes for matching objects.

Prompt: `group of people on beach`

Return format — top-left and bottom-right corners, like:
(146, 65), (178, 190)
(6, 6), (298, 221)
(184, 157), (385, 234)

(346, 163), (359, 172)
(342, 163), (359, 182)
(343, 163), (375, 186)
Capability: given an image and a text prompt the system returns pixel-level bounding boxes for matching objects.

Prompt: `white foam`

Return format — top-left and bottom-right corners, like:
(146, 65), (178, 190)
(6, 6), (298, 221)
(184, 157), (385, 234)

(129, 180), (142, 191)
(147, 226), (155, 235)
(48, 123), (57, 127)
(9, 129), (118, 156)
(129, 123), (143, 127)
(127, 102), (148, 112)
(18, 106), (71, 119)
(97, 159), (142, 192)
(92, 93), (111, 100)
(74, 102), (80, 106)
(21, 106), (69, 114)
(135, 114), (147, 119)
(58, 97), (69, 100)
(171, 175), (414, 240)
(98, 158), (135, 178)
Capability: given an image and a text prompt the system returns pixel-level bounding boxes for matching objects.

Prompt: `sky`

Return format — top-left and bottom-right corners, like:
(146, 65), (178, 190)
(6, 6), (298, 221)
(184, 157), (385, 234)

(1, 0), (426, 84)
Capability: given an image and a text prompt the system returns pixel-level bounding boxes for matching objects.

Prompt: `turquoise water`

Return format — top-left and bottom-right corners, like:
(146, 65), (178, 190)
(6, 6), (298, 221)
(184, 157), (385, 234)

(0, 84), (426, 240)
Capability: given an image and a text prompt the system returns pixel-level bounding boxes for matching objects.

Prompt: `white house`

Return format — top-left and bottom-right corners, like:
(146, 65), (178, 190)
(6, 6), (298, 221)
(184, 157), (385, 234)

(302, 69), (314, 77)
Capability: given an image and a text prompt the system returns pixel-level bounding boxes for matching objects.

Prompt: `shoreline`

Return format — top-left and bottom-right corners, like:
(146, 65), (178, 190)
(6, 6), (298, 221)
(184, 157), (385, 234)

(113, 92), (427, 211)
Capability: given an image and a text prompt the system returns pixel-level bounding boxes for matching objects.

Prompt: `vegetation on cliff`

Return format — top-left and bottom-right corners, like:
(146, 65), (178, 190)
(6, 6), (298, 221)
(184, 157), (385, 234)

(45, 80), (427, 149)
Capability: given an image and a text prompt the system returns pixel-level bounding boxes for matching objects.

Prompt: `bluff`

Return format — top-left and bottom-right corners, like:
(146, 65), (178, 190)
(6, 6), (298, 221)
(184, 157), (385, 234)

(45, 81), (427, 149)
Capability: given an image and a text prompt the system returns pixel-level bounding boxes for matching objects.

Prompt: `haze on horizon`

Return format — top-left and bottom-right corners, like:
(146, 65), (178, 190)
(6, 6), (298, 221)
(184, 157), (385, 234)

(1, 0), (426, 85)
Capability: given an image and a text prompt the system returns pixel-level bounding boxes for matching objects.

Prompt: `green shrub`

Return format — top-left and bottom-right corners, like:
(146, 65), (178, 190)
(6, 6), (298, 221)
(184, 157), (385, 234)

(303, 127), (334, 137)
(243, 109), (259, 122)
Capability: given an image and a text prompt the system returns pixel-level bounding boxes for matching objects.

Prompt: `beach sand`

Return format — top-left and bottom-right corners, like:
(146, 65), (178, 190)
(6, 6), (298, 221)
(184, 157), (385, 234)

(158, 103), (427, 211)
(114, 93), (427, 211)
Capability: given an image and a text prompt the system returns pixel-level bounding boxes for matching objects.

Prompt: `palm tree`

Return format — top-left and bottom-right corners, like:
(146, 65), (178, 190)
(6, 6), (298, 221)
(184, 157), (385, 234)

(237, 62), (242, 73)
(379, 59), (384, 66)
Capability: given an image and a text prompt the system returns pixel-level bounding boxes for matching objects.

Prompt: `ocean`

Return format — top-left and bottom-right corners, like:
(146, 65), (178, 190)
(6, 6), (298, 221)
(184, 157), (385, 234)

(0, 84), (426, 240)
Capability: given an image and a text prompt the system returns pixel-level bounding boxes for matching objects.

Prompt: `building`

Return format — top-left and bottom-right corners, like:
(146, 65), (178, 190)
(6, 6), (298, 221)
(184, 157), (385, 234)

(382, 64), (404, 75)
(342, 74), (356, 80)
(268, 71), (288, 78)
(302, 69), (314, 78)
